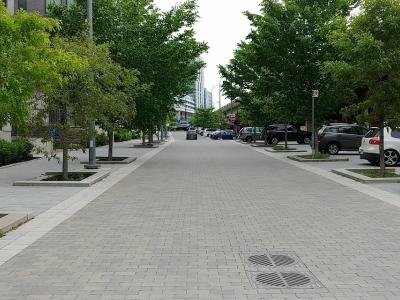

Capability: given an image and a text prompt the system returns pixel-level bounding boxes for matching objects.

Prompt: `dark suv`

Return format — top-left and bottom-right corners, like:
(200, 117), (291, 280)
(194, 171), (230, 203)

(262, 124), (312, 145)
(318, 124), (368, 155)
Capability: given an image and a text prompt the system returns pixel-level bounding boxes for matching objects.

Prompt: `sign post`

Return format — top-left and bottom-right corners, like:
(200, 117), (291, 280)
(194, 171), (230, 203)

(311, 90), (319, 157)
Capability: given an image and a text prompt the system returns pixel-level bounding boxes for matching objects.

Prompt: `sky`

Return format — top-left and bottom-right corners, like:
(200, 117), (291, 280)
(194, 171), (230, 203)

(153, 0), (261, 106)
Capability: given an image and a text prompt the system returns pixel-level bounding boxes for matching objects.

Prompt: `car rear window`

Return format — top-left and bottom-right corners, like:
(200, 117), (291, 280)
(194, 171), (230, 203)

(365, 128), (379, 138)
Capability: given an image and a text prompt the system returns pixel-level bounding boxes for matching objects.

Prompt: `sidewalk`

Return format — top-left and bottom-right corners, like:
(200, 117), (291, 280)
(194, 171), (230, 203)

(0, 139), (155, 216)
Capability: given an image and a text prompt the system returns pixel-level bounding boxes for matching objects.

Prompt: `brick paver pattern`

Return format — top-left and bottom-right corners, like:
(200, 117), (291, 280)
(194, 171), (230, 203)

(0, 133), (400, 300)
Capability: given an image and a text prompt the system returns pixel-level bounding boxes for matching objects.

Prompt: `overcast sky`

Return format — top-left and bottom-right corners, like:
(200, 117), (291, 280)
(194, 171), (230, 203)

(153, 0), (261, 106)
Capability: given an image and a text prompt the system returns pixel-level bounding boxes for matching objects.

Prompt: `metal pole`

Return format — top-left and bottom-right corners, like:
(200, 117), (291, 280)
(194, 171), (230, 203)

(85, 0), (98, 169)
(312, 95), (315, 158)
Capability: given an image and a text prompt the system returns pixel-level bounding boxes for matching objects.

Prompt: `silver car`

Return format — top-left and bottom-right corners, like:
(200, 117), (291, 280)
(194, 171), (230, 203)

(186, 129), (197, 140)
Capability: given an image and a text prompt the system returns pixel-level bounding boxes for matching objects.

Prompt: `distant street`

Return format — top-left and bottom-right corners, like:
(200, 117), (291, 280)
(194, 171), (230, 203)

(0, 132), (400, 300)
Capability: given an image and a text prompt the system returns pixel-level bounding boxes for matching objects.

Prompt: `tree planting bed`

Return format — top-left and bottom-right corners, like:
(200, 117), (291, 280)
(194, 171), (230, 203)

(81, 156), (137, 165)
(13, 170), (111, 187)
(288, 154), (349, 162)
(332, 168), (400, 183)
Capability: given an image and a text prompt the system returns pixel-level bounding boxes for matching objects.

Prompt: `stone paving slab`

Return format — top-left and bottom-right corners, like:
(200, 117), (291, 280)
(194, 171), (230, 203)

(0, 133), (399, 299)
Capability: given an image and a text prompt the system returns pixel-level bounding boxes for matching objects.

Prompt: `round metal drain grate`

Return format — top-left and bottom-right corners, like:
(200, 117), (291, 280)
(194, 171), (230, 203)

(248, 255), (273, 266)
(255, 272), (285, 287)
(270, 255), (295, 266)
(282, 272), (311, 287)
(248, 254), (295, 267)
(255, 272), (312, 288)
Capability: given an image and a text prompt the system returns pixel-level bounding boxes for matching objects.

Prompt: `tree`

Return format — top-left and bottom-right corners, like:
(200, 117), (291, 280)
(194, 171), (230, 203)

(191, 108), (215, 128)
(34, 38), (124, 179)
(48, 2), (144, 159)
(49, 0), (207, 145)
(0, 5), (62, 131)
(220, 0), (357, 146)
(324, 0), (400, 175)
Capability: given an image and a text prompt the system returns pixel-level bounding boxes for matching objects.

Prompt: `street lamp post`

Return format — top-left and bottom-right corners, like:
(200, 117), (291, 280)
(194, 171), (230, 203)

(211, 78), (223, 110)
(311, 89), (319, 158)
(85, 0), (98, 169)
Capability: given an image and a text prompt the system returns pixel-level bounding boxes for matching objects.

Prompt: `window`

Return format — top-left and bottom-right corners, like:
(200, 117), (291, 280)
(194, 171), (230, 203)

(365, 128), (379, 138)
(356, 127), (368, 135)
(391, 130), (400, 139)
(18, 0), (27, 10)
(325, 127), (339, 133)
(339, 126), (357, 134)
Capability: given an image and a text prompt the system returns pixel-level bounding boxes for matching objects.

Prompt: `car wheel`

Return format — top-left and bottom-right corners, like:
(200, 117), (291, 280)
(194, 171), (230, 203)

(271, 137), (279, 145)
(327, 143), (340, 155)
(384, 149), (399, 166)
(245, 136), (253, 143)
(303, 137), (311, 144)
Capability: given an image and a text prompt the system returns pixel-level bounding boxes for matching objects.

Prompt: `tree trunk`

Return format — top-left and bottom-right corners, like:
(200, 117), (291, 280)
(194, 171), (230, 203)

(160, 126), (164, 141)
(379, 124), (385, 176)
(264, 126), (268, 145)
(61, 132), (69, 180)
(108, 130), (114, 161)
(61, 103), (68, 180)
(284, 123), (288, 149)
(141, 130), (146, 145)
(149, 128), (154, 144)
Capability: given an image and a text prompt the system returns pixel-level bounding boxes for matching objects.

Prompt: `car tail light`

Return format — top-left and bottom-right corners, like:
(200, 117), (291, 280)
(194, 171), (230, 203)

(369, 137), (380, 145)
(318, 133), (326, 140)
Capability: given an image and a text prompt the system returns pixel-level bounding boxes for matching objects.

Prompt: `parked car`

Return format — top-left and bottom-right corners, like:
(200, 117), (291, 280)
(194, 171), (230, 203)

(238, 127), (263, 143)
(211, 130), (236, 140)
(204, 128), (217, 137)
(262, 124), (312, 145)
(359, 127), (400, 166)
(318, 124), (368, 155)
(186, 128), (197, 140)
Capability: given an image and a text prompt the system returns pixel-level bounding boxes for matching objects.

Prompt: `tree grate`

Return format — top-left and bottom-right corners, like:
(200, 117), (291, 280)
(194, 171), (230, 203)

(256, 272), (311, 288)
(248, 254), (295, 267)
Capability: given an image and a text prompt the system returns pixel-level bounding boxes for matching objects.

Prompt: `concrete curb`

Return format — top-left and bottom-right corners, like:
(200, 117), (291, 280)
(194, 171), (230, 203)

(132, 144), (160, 148)
(332, 168), (400, 184)
(13, 169), (111, 187)
(265, 149), (307, 153)
(288, 155), (349, 162)
(0, 213), (33, 233)
(80, 157), (137, 165)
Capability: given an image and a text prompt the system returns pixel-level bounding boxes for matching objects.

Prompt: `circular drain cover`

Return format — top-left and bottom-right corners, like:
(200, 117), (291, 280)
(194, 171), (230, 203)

(282, 272), (311, 287)
(256, 272), (311, 287)
(256, 272), (285, 287)
(271, 255), (295, 266)
(248, 255), (273, 266)
(248, 254), (295, 267)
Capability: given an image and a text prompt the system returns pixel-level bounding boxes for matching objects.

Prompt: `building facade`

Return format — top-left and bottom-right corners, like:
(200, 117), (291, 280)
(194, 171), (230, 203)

(175, 95), (196, 121)
(204, 88), (213, 109)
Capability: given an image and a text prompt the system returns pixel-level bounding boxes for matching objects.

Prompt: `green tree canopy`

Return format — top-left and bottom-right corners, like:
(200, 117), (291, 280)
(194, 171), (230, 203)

(324, 0), (400, 173)
(0, 5), (62, 130)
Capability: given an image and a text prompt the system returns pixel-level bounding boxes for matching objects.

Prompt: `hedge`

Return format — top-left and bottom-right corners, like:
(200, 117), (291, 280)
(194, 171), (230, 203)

(114, 130), (133, 142)
(0, 139), (33, 166)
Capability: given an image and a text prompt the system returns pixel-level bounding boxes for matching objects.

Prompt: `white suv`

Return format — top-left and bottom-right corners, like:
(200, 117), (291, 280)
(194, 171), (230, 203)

(359, 127), (400, 166)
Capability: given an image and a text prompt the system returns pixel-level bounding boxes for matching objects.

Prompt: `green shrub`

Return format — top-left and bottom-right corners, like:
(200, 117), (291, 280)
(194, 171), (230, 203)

(114, 130), (133, 142)
(96, 133), (108, 147)
(0, 229), (4, 238)
(0, 139), (33, 166)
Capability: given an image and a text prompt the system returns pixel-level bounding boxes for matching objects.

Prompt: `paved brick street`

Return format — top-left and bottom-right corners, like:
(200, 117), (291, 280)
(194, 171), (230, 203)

(0, 132), (400, 299)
